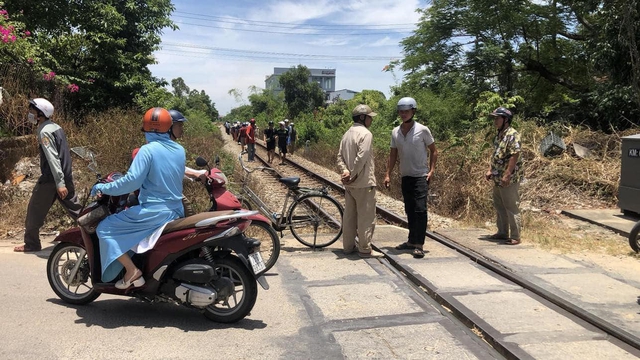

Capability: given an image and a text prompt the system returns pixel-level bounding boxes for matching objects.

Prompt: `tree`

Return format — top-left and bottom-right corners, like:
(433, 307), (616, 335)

(399, 0), (640, 130)
(278, 65), (325, 118)
(3, 0), (176, 113)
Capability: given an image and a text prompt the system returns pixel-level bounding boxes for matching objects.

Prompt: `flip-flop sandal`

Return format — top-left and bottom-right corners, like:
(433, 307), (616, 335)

(504, 239), (521, 245)
(14, 244), (41, 252)
(395, 242), (414, 250)
(412, 248), (425, 258)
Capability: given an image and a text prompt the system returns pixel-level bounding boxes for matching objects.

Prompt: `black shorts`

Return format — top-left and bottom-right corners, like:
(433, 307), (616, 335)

(278, 144), (288, 154)
(266, 141), (276, 151)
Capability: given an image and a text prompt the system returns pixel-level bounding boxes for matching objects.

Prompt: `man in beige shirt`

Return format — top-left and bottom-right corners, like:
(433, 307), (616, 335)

(337, 104), (379, 258)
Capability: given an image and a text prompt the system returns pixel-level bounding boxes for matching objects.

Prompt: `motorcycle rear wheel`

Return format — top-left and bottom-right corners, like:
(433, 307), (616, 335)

(204, 256), (257, 323)
(629, 221), (640, 253)
(47, 242), (100, 305)
(244, 221), (280, 275)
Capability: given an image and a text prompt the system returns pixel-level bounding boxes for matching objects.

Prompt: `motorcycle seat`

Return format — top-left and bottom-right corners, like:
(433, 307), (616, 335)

(163, 211), (236, 234)
(279, 177), (300, 189)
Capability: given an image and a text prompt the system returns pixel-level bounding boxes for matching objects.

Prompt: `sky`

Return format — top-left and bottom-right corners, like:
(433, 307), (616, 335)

(149, 0), (430, 116)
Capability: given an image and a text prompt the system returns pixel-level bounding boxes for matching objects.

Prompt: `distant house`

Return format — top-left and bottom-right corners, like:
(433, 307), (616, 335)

(328, 89), (359, 103)
(265, 67), (336, 100)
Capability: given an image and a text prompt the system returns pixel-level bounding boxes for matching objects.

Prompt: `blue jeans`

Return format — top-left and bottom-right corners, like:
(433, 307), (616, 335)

(401, 176), (428, 246)
(247, 143), (255, 161)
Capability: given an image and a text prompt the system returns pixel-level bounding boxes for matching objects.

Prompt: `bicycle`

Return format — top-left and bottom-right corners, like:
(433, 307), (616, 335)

(235, 152), (344, 248)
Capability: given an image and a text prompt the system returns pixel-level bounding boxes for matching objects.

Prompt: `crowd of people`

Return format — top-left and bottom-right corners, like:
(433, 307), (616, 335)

(224, 117), (297, 165)
(14, 95), (522, 284)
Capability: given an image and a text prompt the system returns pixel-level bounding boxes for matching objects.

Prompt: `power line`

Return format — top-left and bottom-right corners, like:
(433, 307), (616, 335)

(157, 49), (398, 63)
(174, 10), (417, 28)
(173, 15), (415, 31)
(174, 20), (413, 36)
(162, 42), (399, 60)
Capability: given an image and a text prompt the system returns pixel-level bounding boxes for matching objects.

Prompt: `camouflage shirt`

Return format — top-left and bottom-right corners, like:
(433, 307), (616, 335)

(491, 127), (523, 185)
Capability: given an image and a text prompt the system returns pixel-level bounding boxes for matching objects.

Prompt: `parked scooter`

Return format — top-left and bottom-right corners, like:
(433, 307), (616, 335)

(47, 148), (268, 323)
(191, 155), (280, 273)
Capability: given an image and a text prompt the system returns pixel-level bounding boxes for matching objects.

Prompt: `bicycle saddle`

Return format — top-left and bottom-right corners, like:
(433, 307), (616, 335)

(279, 177), (300, 189)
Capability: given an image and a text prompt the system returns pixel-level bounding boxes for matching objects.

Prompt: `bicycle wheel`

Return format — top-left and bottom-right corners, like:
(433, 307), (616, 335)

(244, 221), (280, 274)
(287, 194), (343, 248)
(629, 221), (640, 253)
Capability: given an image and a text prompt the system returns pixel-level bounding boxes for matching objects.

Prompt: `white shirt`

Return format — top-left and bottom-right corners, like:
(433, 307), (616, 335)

(390, 121), (435, 177)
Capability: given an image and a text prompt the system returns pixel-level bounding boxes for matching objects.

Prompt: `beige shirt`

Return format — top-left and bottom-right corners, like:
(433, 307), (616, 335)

(337, 123), (376, 188)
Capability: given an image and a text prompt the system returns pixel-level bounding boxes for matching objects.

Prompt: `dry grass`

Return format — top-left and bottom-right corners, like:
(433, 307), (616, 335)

(301, 121), (639, 255)
(0, 107), (225, 236)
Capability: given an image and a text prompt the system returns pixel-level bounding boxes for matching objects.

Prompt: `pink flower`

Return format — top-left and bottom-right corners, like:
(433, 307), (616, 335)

(9, 35), (15, 42)
(43, 71), (56, 81)
(67, 84), (79, 93)
(0, 10), (7, 16)
(24, 30), (30, 36)
(27, 58), (33, 64)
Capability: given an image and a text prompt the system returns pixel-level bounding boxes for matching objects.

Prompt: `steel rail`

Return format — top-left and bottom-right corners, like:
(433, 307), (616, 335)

(252, 140), (640, 352)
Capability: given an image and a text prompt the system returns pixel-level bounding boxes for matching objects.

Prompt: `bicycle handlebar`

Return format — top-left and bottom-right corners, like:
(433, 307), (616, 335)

(238, 151), (276, 174)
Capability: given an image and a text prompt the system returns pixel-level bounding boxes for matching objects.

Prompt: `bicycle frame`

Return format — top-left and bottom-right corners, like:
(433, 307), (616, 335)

(236, 152), (328, 231)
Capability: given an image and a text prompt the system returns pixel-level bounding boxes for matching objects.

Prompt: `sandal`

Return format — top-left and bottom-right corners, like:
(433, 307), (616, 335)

(14, 244), (41, 252)
(412, 248), (425, 258)
(504, 239), (521, 245)
(395, 242), (414, 250)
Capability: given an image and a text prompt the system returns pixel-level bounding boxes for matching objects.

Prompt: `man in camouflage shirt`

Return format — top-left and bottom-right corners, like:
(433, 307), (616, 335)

(485, 107), (523, 245)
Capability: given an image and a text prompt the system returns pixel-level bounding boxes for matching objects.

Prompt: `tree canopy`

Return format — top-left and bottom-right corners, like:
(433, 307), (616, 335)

(399, 0), (640, 130)
(278, 65), (325, 118)
(1, 0), (175, 113)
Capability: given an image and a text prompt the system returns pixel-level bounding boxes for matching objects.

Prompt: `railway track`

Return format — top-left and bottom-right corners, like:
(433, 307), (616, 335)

(242, 140), (640, 358)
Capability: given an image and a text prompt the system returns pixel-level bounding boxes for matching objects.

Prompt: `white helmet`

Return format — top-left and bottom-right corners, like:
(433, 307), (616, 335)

(29, 98), (54, 119)
(397, 97), (417, 111)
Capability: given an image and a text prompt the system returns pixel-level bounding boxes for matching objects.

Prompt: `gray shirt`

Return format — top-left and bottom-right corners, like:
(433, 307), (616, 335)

(37, 120), (73, 189)
(390, 121), (435, 177)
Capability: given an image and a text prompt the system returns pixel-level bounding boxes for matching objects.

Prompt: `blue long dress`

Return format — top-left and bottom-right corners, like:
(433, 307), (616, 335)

(94, 132), (186, 282)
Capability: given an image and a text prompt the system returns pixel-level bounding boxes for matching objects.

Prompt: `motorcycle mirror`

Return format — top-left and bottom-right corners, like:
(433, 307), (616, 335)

(214, 154), (220, 167)
(195, 156), (208, 167)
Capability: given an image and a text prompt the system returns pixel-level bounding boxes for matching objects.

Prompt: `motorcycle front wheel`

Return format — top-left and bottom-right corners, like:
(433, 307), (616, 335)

(47, 242), (100, 305)
(629, 221), (640, 253)
(204, 256), (258, 323)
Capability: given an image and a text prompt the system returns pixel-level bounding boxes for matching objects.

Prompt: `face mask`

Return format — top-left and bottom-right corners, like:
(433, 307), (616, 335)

(27, 113), (37, 124)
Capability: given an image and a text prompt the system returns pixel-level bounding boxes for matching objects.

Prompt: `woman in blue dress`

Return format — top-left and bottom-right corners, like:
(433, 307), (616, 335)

(91, 107), (186, 289)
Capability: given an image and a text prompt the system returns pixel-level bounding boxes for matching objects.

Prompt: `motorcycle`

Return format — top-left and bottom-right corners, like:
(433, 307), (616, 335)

(47, 148), (268, 323)
(191, 155), (280, 274)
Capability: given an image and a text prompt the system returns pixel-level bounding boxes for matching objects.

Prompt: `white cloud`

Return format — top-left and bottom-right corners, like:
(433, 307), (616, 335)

(151, 0), (430, 115)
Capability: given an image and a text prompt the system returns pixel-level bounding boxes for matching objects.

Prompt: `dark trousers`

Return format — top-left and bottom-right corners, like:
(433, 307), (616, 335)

(401, 176), (428, 246)
(247, 142), (255, 160)
(24, 177), (82, 249)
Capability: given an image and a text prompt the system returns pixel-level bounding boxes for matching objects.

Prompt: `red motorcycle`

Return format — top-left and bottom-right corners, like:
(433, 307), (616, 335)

(193, 155), (280, 273)
(47, 149), (268, 323)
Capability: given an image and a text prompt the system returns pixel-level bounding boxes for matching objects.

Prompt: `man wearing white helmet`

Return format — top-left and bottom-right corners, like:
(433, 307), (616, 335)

(275, 120), (289, 165)
(15, 98), (82, 252)
(384, 97), (438, 258)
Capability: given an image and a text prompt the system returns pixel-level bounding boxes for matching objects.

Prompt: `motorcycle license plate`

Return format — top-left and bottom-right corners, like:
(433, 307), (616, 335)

(248, 252), (266, 274)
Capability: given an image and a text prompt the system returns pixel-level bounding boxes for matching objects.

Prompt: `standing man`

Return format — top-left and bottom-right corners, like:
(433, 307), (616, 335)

(289, 122), (297, 155)
(15, 98), (82, 252)
(338, 105), (379, 258)
(485, 107), (523, 245)
(384, 97), (438, 258)
(246, 118), (256, 162)
(263, 120), (276, 164)
(276, 121), (289, 165)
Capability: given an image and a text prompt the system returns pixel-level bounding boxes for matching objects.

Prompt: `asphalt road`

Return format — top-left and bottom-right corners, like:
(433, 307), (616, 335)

(0, 235), (498, 360)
